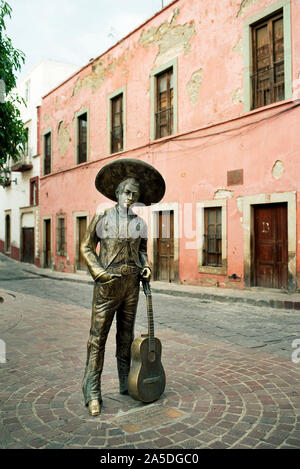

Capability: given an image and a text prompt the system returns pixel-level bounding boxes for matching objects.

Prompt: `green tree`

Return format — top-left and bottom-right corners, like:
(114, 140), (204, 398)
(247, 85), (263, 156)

(0, 0), (26, 171)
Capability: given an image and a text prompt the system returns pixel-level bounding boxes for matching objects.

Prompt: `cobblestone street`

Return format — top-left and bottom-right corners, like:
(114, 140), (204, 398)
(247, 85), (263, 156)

(0, 254), (300, 449)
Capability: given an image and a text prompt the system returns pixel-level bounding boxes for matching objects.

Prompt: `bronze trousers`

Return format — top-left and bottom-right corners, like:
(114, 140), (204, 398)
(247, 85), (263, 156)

(82, 272), (140, 406)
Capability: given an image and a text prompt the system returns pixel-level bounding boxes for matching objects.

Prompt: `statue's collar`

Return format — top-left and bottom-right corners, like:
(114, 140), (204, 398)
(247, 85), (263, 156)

(116, 204), (137, 218)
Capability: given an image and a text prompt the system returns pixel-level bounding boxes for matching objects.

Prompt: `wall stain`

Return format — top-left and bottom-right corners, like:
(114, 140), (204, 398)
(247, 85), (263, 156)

(232, 88), (244, 104)
(214, 189), (234, 199)
(57, 121), (71, 157)
(272, 160), (284, 179)
(237, 0), (262, 18)
(187, 68), (203, 106)
(139, 9), (195, 66)
(72, 60), (106, 96)
(233, 38), (243, 55)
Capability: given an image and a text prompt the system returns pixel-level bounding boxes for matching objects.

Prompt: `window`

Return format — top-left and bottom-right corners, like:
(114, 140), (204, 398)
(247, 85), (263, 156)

(203, 207), (222, 267)
(44, 132), (51, 175)
(77, 113), (87, 164)
(150, 58), (177, 141)
(251, 10), (284, 109)
(30, 177), (39, 206)
(111, 94), (123, 154)
(243, 0), (292, 112)
(156, 68), (174, 139)
(56, 216), (66, 256)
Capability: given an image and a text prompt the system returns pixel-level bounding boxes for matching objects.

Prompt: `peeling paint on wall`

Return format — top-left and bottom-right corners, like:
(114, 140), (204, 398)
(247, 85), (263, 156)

(272, 160), (285, 179)
(233, 38), (243, 55)
(72, 50), (130, 96)
(72, 59), (106, 96)
(236, 197), (243, 214)
(187, 68), (203, 106)
(139, 10), (195, 67)
(214, 189), (234, 199)
(57, 121), (70, 157)
(232, 88), (244, 104)
(237, 0), (262, 18)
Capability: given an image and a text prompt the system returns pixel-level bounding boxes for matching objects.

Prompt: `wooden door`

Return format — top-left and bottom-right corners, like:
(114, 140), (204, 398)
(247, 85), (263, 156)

(22, 228), (34, 264)
(155, 211), (174, 282)
(45, 219), (51, 268)
(254, 203), (288, 289)
(77, 217), (87, 270)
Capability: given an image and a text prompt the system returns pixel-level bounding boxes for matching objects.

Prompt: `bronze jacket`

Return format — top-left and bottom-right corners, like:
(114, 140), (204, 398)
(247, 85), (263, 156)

(81, 205), (150, 281)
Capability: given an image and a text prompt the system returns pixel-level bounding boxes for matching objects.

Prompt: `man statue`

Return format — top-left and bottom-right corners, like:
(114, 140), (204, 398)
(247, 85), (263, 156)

(81, 158), (165, 416)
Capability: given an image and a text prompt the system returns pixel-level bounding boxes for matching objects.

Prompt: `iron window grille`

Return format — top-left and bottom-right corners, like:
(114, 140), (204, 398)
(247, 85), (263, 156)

(77, 113), (87, 164)
(44, 132), (51, 175)
(203, 207), (222, 267)
(155, 68), (173, 139)
(111, 94), (123, 154)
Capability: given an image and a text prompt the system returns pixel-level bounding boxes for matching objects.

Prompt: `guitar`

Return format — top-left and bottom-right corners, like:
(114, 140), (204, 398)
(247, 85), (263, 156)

(128, 279), (166, 403)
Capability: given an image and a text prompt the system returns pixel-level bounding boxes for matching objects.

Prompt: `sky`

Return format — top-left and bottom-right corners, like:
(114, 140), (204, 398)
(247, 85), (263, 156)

(5, 0), (174, 80)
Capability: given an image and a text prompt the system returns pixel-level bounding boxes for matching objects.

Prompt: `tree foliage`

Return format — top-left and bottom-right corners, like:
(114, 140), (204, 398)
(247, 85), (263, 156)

(0, 0), (26, 168)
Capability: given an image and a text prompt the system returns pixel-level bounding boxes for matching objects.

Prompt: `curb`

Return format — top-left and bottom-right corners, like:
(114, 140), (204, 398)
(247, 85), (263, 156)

(21, 266), (300, 312)
(150, 286), (300, 311)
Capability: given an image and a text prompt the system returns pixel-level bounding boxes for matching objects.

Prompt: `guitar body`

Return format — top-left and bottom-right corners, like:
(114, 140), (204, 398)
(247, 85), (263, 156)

(128, 336), (166, 403)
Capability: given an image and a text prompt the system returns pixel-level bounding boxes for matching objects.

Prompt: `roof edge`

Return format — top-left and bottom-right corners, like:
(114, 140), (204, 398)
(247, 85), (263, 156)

(42, 0), (179, 100)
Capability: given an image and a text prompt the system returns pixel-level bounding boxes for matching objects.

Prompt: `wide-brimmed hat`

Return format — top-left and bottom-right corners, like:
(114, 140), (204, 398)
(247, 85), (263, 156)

(95, 158), (165, 206)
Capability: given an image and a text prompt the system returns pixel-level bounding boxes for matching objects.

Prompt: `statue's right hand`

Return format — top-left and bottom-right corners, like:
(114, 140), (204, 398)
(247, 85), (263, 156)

(97, 272), (121, 283)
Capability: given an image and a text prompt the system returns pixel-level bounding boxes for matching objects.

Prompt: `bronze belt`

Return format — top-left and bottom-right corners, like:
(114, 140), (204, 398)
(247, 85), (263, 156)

(107, 264), (140, 276)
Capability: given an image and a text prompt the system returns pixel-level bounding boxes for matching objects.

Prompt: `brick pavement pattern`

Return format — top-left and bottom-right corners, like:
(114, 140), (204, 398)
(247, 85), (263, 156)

(1, 285), (300, 449)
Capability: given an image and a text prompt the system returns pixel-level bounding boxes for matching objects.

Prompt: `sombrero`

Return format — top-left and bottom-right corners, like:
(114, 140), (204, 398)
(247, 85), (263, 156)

(95, 158), (165, 206)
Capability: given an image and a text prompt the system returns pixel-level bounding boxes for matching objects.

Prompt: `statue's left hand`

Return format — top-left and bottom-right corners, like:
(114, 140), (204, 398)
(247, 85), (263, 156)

(141, 267), (151, 280)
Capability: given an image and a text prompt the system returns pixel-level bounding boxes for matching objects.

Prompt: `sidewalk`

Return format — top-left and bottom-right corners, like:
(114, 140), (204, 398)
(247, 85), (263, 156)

(21, 261), (300, 311)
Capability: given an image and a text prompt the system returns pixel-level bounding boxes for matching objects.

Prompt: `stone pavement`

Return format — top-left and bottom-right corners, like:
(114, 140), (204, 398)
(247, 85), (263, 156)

(1, 273), (300, 449)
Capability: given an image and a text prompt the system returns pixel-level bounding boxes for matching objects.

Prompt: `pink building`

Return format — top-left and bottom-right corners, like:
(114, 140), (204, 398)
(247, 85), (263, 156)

(39, 0), (300, 291)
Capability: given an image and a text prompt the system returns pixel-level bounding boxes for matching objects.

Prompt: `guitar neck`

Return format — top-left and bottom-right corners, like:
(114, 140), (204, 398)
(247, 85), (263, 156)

(146, 294), (155, 342)
(143, 280), (155, 353)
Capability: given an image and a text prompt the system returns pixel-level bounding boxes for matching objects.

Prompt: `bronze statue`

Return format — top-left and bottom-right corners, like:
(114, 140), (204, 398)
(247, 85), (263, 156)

(81, 158), (165, 416)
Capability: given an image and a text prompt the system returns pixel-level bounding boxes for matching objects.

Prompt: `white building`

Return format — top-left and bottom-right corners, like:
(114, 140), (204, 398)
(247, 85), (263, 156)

(0, 60), (79, 265)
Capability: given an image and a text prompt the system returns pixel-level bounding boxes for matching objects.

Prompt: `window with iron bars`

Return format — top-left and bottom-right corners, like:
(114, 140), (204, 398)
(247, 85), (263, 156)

(77, 113), (87, 164)
(156, 68), (173, 139)
(203, 207), (222, 267)
(56, 216), (66, 256)
(44, 132), (51, 175)
(111, 94), (123, 154)
(251, 10), (284, 110)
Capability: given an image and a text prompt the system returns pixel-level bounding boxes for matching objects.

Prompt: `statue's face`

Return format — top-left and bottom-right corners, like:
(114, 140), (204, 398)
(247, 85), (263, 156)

(117, 180), (140, 209)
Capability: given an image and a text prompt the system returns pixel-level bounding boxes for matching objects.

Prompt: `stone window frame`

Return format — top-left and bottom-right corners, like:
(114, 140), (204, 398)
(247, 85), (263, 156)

(42, 128), (52, 175)
(238, 191), (297, 291)
(74, 107), (90, 165)
(150, 58), (178, 141)
(243, 0), (292, 112)
(107, 86), (126, 155)
(196, 200), (227, 275)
